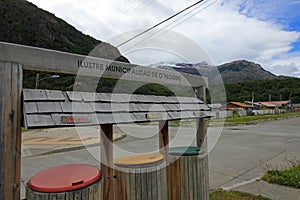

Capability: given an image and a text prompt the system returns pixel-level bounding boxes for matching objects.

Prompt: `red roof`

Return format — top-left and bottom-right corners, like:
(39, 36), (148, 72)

(257, 100), (290, 106)
(228, 102), (252, 108)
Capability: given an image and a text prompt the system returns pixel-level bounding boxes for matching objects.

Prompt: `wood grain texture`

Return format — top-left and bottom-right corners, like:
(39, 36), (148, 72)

(114, 162), (167, 200)
(0, 42), (207, 87)
(114, 154), (164, 166)
(196, 118), (208, 150)
(158, 120), (171, 200)
(26, 179), (101, 200)
(169, 154), (209, 200)
(0, 62), (22, 200)
(100, 124), (114, 200)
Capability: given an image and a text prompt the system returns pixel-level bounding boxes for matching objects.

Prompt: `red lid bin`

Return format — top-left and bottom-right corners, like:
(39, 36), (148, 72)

(28, 164), (101, 193)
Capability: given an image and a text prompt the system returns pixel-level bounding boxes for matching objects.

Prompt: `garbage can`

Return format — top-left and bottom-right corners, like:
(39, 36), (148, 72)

(26, 164), (101, 200)
(114, 153), (167, 200)
(169, 146), (209, 200)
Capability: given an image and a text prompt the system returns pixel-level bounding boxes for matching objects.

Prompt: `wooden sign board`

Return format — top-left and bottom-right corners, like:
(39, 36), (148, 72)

(0, 42), (207, 88)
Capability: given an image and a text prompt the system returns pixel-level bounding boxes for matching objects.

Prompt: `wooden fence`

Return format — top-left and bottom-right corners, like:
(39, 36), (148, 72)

(0, 42), (210, 200)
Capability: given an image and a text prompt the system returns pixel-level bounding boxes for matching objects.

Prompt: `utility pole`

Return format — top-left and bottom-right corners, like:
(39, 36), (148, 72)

(280, 94), (282, 101)
(35, 73), (39, 89)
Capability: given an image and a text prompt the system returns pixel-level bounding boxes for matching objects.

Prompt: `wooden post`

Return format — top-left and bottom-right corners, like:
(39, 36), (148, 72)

(195, 86), (209, 200)
(196, 119), (208, 150)
(0, 62), (22, 200)
(100, 124), (114, 200)
(195, 86), (207, 149)
(159, 120), (170, 200)
(159, 121), (169, 158)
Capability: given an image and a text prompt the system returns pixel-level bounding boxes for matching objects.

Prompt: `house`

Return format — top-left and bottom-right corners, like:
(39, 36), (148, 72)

(292, 103), (300, 111)
(257, 100), (290, 110)
(257, 102), (276, 110)
(226, 102), (253, 110)
(244, 101), (263, 110)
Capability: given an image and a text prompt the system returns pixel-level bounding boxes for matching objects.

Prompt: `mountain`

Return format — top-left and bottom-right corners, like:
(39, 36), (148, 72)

(0, 0), (129, 62)
(151, 60), (277, 83)
(218, 60), (277, 83)
(0, 0), (131, 91)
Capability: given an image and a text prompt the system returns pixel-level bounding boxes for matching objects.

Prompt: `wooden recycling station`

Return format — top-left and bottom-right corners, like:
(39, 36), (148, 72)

(0, 42), (210, 200)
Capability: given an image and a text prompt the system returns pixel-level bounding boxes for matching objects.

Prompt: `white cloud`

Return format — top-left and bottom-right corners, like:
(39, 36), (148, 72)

(268, 63), (300, 77)
(27, 0), (300, 77)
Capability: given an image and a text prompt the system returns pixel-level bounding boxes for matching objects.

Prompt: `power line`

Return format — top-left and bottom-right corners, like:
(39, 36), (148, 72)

(116, 0), (207, 47)
(119, 0), (218, 53)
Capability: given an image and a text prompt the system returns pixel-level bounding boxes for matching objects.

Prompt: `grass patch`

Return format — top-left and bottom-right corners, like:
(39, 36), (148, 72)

(211, 111), (300, 124)
(262, 165), (300, 188)
(210, 189), (271, 200)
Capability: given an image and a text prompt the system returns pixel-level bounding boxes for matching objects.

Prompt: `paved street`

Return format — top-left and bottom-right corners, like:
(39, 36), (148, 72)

(21, 117), (300, 199)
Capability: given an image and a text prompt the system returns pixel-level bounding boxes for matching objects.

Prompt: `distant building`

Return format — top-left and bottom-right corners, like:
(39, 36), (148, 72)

(257, 102), (276, 110)
(208, 103), (223, 111)
(226, 102), (253, 110)
(244, 101), (262, 110)
(257, 100), (290, 110)
(292, 104), (300, 111)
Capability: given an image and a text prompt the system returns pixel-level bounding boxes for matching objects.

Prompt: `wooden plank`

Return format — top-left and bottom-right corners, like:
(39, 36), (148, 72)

(49, 193), (57, 200)
(170, 156), (180, 200)
(81, 187), (89, 200)
(65, 191), (73, 200)
(160, 165), (167, 200)
(141, 168), (147, 200)
(159, 121), (169, 160)
(37, 101), (62, 113)
(135, 168), (142, 200)
(182, 157), (188, 200)
(60, 102), (93, 113)
(192, 156), (198, 200)
(156, 166), (162, 200)
(23, 89), (47, 101)
(66, 91), (83, 101)
(0, 62), (22, 200)
(203, 155), (209, 200)
(24, 102), (38, 113)
(100, 124), (114, 200)
(196, 154), (201, 199)
(196, 118), (207, 151)
(93, 181), (100, 200)
(158, 120), (170, 200)
(146, 167), (155, 200)
(56, 193), (65, 200)
(74, 190), (82, 200)
(151, 167), (157, 200)
(129, 168), (135, 200)
(45, 90), (65, 101)
(0, 42), (207, 87)
(26, 114), (54, 127)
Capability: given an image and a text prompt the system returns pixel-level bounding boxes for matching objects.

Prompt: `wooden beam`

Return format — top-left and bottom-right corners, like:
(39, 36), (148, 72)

(0, 42), (207, 87)
(195, 86), (208, 149)
(100, 124), (114, 200)
(0, 62), (22, 200)
(159, 121), (169, 161)
(158, 120), (171, 200)
(196, 118), (208, 150)
(195, 86), (209, 200)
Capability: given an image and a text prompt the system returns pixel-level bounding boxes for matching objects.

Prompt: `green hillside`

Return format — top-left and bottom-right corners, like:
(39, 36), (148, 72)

(224, 77), (300, 103)
(0, 0), (129, 92)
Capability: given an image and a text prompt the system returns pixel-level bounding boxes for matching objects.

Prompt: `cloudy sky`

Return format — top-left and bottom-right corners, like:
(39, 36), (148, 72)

(27, 0), (300, 77)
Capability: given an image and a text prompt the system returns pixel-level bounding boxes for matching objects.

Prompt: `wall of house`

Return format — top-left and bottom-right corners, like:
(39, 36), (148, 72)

(212, 109), (286, 119)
